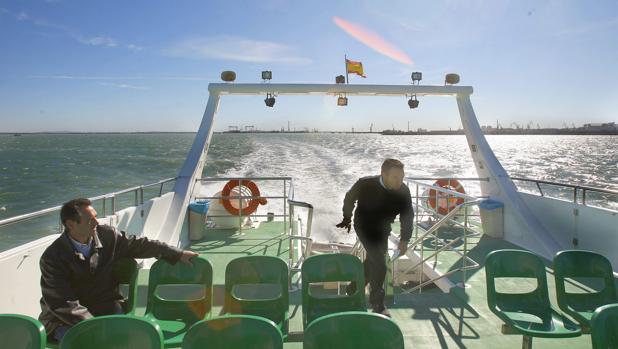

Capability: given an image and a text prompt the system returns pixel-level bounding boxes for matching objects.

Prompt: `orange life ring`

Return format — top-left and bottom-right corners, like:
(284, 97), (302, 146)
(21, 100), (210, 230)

(428, 179), (465, 215)
(220, 180), (268, 216)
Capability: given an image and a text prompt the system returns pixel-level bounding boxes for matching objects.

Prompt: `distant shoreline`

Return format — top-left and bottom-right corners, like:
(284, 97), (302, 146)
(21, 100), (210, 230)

(380, 129), (618, 136)
(1, 131), (197, 135)
(2, 130), (617, 136)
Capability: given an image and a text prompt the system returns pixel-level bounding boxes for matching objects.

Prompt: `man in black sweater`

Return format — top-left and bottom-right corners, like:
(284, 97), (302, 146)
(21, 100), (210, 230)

(336, 159), (414, 316)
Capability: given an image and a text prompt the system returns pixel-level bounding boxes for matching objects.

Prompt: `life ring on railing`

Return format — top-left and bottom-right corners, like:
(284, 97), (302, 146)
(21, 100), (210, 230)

(427, 179), (465, 215)
(220, 180), (268, 216)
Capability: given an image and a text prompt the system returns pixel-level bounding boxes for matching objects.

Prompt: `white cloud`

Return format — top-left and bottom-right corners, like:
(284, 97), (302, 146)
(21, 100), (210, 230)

(1, 9), (139, 51)
(78, 36), (118, 47)
(127, 44), (144, 51)
(31, 75), (216, 81)
(98, 82), (148, 90)
(165, 36), (312, 64)
(16, 11), (29, 21)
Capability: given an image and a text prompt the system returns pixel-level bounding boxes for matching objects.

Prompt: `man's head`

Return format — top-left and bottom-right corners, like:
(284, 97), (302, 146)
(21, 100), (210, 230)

(60, 198), (98, 240)
(381, 159), (405, 190)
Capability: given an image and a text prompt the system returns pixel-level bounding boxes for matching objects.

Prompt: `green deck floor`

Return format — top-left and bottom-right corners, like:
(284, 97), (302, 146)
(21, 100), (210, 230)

(127, 221), (594, 348)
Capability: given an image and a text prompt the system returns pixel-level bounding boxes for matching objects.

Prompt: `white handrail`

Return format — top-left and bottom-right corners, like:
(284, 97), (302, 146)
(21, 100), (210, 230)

(0, 177), (177, 228)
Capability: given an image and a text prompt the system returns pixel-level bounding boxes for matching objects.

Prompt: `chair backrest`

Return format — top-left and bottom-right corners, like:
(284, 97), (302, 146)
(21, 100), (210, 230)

(304, 311), (404, 349)
(181, 315), (283, 349)
(486, 250), (551, 317)
(224, 256), (289, 325)
(591, 304), (618, 349)
(0, 314), (46, 349)
(59, 315), (163, 349)
(301, 253), (366, 327)
(554, 250), (617, 319)
(112, 257), (139, 314)
(145, 257), (213, 323)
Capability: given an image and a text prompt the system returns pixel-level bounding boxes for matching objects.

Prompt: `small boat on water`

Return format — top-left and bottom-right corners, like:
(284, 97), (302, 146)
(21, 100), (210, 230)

(0, 72), (616, 348)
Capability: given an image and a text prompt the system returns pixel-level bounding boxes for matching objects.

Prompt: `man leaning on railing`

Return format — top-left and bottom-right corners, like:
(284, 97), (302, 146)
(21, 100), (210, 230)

(38, 198), (198, 342)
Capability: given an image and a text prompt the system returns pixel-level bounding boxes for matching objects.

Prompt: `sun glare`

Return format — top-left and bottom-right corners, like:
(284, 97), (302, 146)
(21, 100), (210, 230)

(333, 16), (414, 66)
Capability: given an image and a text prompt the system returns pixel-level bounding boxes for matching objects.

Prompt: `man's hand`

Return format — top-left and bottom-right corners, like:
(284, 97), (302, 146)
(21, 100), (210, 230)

(179, 250), (199, 266)
(335, 217), (352, 233)
(398, 240), (409, 255)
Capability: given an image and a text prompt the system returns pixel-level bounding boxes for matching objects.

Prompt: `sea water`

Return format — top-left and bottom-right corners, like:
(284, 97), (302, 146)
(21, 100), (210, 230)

(0, 133), (616, 251)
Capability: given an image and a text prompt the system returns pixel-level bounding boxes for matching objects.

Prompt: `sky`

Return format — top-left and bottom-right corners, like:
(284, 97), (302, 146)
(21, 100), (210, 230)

(1, 0), (617, 132)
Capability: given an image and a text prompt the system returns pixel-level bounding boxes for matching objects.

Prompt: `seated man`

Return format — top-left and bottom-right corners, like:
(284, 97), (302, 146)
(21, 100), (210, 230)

(38, 198), (198, 341)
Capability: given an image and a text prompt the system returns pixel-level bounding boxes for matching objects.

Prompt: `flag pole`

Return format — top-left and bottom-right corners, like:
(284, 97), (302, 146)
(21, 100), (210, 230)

(344, 54), (349, 84)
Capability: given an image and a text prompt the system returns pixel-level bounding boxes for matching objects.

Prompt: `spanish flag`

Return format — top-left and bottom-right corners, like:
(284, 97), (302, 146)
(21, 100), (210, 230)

(346, 58), (366, 78)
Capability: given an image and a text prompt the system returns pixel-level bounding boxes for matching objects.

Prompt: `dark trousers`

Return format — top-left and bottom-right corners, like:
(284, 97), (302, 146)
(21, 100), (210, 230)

(351, 230), (389, 307)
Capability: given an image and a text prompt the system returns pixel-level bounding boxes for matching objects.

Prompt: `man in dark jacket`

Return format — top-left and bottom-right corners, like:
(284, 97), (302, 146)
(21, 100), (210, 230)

(336, 159), (414, 316)
(39, 198), (198, 341)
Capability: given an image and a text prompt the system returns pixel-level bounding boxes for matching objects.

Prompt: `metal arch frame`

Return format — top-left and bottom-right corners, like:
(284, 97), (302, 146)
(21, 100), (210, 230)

(165, 82), (560, 260)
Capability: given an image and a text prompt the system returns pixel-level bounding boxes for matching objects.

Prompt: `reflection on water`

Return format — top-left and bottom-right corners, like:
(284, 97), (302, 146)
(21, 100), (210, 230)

(222, 134), (617, 241)
(0, 133), (616, 250)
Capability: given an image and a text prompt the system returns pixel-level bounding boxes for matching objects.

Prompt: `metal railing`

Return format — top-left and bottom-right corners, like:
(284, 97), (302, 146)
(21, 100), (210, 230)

(196, 176), (294, 235)
(511, 177), (618, 208)
(348, 178), (488, 297)
(397, 199), (482, 294)
(0, 177), (177, 232)
(196, 176), (314, 284)
(288, 199), (314, 286)
(406, 177), (488, 241)
(283, 179), (314, 285)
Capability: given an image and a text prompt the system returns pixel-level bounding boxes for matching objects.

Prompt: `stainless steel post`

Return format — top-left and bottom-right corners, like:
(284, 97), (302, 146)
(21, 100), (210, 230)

(139, 186), (144, 217)
(238, 179), (243, 235)
(283, 179), (287, 235)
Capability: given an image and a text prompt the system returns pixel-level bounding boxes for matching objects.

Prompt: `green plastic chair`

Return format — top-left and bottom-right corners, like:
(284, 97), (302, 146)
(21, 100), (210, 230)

(0, 314), (46, 349)
(145, 257), (213, 348)
(304, 311), (404, 349)
(301, 253), (366, 328)
(554, 250), (617, 332)
(112, 257), (139, 314)
(59, 315), (163, 349)
(224, 256), (289, 334)
(485, 249), (581, 349)
(591, 304), (618, 349)
(181, 315), (283, 349)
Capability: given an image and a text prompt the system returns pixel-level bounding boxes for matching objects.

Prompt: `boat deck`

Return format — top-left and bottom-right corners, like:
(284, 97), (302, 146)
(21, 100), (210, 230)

(125, 221), (592, 349)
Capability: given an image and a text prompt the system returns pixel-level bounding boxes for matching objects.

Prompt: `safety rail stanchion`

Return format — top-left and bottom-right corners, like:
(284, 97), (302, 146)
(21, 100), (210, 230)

(288, 203), (295, 272)
(286, 199), (314, 289)
(414, 181), (419, 242)
(237, 179), (243, 235)
(283, 179), (287, 235)
(139, 186), (144, 217)
(461, 201), (469, 289)
(102, 197), (107, 218)
(419, 220), (424, 294)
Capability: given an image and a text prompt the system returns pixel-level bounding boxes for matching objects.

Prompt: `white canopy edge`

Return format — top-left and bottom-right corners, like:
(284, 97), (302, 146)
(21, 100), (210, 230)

(209, 83), (473, 96)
